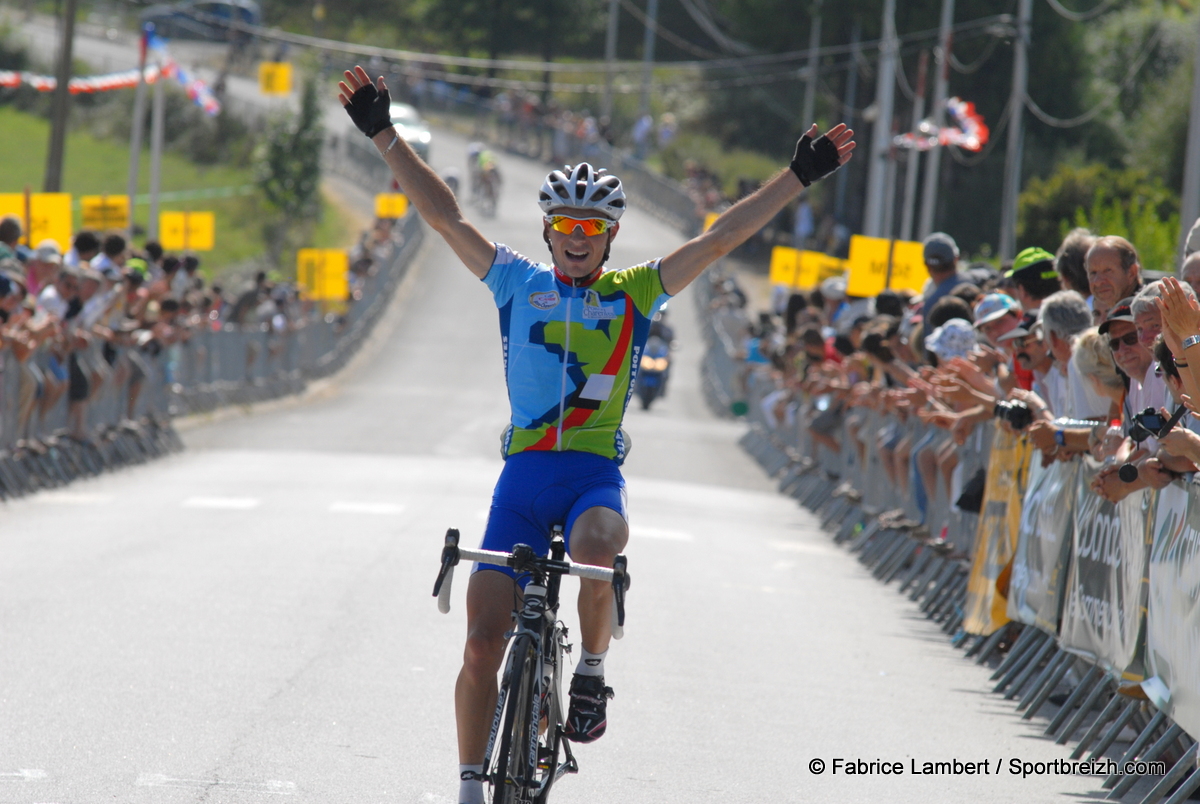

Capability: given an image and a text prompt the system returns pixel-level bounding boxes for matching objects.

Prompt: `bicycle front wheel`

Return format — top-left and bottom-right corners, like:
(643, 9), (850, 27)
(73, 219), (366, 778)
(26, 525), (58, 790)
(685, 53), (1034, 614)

(492, 634), (538, 804)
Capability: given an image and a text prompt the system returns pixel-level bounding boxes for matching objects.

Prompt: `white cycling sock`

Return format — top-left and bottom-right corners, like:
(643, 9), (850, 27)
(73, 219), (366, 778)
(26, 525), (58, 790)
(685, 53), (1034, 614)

(458, 764), (484, 804)
(576, 647), (607, 677)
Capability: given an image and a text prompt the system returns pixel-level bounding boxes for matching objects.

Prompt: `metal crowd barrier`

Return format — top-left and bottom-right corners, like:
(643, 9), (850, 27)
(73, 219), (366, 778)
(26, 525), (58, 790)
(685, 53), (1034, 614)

(0, 208), (423, 501)
(696, 268), (1200, 803)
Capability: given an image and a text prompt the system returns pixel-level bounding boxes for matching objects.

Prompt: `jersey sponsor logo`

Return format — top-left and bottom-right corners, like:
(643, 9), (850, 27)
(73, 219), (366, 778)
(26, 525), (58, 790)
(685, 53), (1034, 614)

(570, 373), (617, 410)
(582, 290), (617, 319)
(529, 290), (560, 310)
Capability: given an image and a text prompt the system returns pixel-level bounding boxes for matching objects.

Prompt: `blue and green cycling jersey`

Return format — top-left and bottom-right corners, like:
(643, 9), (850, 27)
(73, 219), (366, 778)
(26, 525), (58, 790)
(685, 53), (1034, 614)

(483, 244), (671, 463)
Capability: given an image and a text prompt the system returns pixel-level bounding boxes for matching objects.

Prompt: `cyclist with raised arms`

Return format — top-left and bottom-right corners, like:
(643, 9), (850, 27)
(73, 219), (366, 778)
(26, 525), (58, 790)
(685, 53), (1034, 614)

(338, 65), (854, 804)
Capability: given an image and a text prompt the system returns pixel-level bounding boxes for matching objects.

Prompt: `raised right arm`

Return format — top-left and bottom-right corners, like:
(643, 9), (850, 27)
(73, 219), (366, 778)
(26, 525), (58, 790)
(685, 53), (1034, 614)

(339, 66), (494, 279)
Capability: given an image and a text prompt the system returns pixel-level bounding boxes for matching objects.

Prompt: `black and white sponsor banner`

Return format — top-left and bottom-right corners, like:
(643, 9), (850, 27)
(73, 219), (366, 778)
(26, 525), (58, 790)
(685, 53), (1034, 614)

(1058, 459), (1152, 684)
(1007, 458), (1079, 634)
(1143, 480), (1200, 738)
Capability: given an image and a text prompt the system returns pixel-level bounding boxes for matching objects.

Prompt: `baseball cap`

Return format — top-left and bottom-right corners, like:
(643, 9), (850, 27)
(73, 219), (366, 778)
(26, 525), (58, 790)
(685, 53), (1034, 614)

(973, 293), (1021, 328)
(1098, 297), (1136, 334)
(34, 239), (62, 265)
(997, 311), (1039, 342)
(923, 232), (959, 268)
(924, 317), (977, 360)
(820, 275), (847, 301)
(1005, 247), (1057, 280)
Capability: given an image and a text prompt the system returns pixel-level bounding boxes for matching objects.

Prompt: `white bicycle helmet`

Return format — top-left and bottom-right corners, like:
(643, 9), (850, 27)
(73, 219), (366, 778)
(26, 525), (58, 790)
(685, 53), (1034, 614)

(538, 163), (626, 221)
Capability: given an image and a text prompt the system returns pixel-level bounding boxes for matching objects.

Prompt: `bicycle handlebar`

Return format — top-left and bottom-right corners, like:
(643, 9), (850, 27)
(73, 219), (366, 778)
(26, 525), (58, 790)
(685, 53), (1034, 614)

(432, 529), (629, 636)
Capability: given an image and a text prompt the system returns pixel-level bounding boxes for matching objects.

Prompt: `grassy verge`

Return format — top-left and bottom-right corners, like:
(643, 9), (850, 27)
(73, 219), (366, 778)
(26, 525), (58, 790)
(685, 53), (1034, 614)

(0, 106), (354, 279)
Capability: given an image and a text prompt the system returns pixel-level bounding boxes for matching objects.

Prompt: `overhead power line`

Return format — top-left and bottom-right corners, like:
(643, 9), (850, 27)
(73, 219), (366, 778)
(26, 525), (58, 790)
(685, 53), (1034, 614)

(616, 0), (720, 59)
(1042, 0), (1121, 23)
(1024, 25), (1164, 128)
(675, 0), (757, 55)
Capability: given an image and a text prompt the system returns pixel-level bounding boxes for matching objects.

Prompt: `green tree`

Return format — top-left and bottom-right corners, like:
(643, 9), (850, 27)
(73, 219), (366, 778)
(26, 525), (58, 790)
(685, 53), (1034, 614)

(1017, 162), (1179, 272)
(255, 75), (324, 268)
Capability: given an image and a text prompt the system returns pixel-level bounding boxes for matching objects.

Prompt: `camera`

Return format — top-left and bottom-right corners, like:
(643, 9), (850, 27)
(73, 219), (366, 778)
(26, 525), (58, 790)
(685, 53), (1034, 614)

(1128, 406), (1183, 444)
(993, 399), (1034, 431)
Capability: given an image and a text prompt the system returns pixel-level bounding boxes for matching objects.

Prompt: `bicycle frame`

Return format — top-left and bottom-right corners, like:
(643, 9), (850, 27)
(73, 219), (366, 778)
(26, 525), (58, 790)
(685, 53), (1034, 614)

(433, 528), (628, 803)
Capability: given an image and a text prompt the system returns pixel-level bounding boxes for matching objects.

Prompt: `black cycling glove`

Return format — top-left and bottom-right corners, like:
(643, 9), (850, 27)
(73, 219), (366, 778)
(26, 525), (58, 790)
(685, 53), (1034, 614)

(790, 132), (841, 186)
(344, 79), (393, 139)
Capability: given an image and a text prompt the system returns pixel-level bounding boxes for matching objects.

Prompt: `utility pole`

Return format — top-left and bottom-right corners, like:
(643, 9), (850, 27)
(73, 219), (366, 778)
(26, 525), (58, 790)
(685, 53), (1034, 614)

(147, 53), (166, 242)
(834, 23), (860, 225)
(126, 24), (151, 240)
(862, 0), (897, 238)
(43, 0), (79, 192)
(1178, 9), (1200, 264)
(801, 0), (822, 127)
(638, 0), (659, 119)
(602, 0), (619, 120)
(918, 0), (954, 239)
(999, 0), (1032, 261)
(900, 50), (929, 243)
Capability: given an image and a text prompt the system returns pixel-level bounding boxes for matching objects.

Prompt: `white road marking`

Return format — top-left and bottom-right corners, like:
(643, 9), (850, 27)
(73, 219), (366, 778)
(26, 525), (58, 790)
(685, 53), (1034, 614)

(328, 501), (405, 515)
(136, 774), (295, 794)
(33, 492), (112, 505)
(0, 769), (46, 781)
(182, 497), (260, 510)
(631, 525), (693, 542)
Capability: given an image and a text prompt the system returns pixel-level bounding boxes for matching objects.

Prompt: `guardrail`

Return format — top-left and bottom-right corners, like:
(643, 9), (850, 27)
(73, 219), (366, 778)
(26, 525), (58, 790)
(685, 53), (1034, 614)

(696, 269), (1200, 804)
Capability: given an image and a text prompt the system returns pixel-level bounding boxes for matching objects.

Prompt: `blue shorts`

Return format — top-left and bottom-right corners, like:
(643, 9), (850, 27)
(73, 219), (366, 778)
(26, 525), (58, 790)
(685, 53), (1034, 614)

(476, 451), (627, 582)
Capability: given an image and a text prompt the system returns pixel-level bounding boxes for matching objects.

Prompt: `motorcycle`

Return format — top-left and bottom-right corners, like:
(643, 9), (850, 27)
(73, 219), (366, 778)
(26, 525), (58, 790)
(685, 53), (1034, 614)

(635, 335), (671, 410)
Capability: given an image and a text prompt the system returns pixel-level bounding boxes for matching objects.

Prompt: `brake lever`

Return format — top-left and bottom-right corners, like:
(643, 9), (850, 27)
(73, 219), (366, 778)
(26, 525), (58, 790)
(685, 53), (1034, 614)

(433, 528), (461, 604)
(612, 554), (628, 629)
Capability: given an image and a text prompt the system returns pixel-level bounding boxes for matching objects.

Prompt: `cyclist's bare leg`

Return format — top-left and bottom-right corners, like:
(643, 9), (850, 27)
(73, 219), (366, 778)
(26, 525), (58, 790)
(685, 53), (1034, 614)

(568, 506), (629, 654)
(455, 569), (518, 764)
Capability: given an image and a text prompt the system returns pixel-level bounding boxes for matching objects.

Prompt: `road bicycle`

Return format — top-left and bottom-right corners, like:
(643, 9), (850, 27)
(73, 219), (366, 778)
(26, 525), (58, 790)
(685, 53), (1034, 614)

(433, 527), (629, 804)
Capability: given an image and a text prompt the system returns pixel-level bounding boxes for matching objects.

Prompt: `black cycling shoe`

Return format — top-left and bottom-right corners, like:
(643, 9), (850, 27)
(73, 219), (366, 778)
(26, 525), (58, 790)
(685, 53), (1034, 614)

(564, 673), (613, 744)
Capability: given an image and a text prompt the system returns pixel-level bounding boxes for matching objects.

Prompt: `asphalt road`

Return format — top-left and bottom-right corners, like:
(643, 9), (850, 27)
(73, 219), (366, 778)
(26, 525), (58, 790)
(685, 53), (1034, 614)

(1, 16), (1131, 804)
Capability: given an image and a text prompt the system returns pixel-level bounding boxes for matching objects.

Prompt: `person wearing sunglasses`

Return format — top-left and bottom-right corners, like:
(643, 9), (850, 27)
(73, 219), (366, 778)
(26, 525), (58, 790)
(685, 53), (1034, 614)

(338, 64), (855, 804)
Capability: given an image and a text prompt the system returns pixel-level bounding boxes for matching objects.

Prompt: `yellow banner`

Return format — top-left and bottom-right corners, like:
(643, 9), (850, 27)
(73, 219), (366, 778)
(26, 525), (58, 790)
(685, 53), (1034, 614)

(258, 62), (293, 95)
(889, 239), (929, 294)
(846, 234), (890, 297)
(769, 247), (847, 290)
(81, 195), (129, 231)
(374, 193), (409, 219)
(846, 235), (927, 297)
(296, 248), (349, 301)
(159, 211), (215, 251)
(962, 428), (1034, 636)
(0, 193), (72, 251)
(702, 212), (718, 232)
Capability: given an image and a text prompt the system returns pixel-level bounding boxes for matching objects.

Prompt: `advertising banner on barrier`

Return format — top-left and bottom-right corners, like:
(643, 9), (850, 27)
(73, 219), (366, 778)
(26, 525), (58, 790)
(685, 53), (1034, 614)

(1007, 458), (1079, 633)
(1059, 459), (1153, 683)
(1143, 480), (1200, 739)
(963, 429), (1032, 635)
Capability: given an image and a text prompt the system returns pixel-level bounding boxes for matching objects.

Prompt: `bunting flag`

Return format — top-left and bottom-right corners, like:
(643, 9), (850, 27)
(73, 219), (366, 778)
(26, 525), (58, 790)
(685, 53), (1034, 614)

(892, 96), (989, 153)
(0, 33), (220, 115)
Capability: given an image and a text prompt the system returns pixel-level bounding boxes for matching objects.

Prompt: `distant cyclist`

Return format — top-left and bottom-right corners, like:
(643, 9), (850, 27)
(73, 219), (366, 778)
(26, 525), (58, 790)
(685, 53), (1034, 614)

(339, 65), (853, 804)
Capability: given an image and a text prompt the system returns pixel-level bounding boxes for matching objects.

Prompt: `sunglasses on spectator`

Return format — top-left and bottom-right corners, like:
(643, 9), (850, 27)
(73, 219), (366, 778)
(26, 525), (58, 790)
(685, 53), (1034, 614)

(543, 215), (616, 236)
(1108, 331), (1139, 351)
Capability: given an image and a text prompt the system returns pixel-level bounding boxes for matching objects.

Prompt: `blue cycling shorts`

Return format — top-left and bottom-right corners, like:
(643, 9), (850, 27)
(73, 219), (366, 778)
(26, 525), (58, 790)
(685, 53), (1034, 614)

(476, 451), (627, 582)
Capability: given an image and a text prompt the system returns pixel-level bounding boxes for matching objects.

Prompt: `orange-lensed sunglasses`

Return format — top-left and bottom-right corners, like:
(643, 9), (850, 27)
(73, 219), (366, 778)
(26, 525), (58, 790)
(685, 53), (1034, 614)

(543, 215), (616, 237)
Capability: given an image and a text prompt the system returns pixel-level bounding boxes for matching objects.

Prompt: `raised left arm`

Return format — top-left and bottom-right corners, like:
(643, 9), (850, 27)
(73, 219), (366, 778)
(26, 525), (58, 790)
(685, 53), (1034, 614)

(658, 123), (854, 296)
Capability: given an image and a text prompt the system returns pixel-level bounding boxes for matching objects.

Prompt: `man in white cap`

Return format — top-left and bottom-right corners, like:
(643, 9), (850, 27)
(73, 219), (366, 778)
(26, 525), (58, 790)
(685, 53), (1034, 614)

(25, 239), (63, 296)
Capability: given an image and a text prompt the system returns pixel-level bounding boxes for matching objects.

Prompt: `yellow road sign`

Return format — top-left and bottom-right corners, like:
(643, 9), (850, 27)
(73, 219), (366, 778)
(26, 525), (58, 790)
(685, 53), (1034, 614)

(0, 193), (72, 251)
(81, 195), (130, 230)
(258, 62), (293, 95)
(888, 239), (929, 294)
(375, 193), (409, 219)
(847, 234), (892, 298)
(297, 248), (349, 301)
(159, 211), (215, 251)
